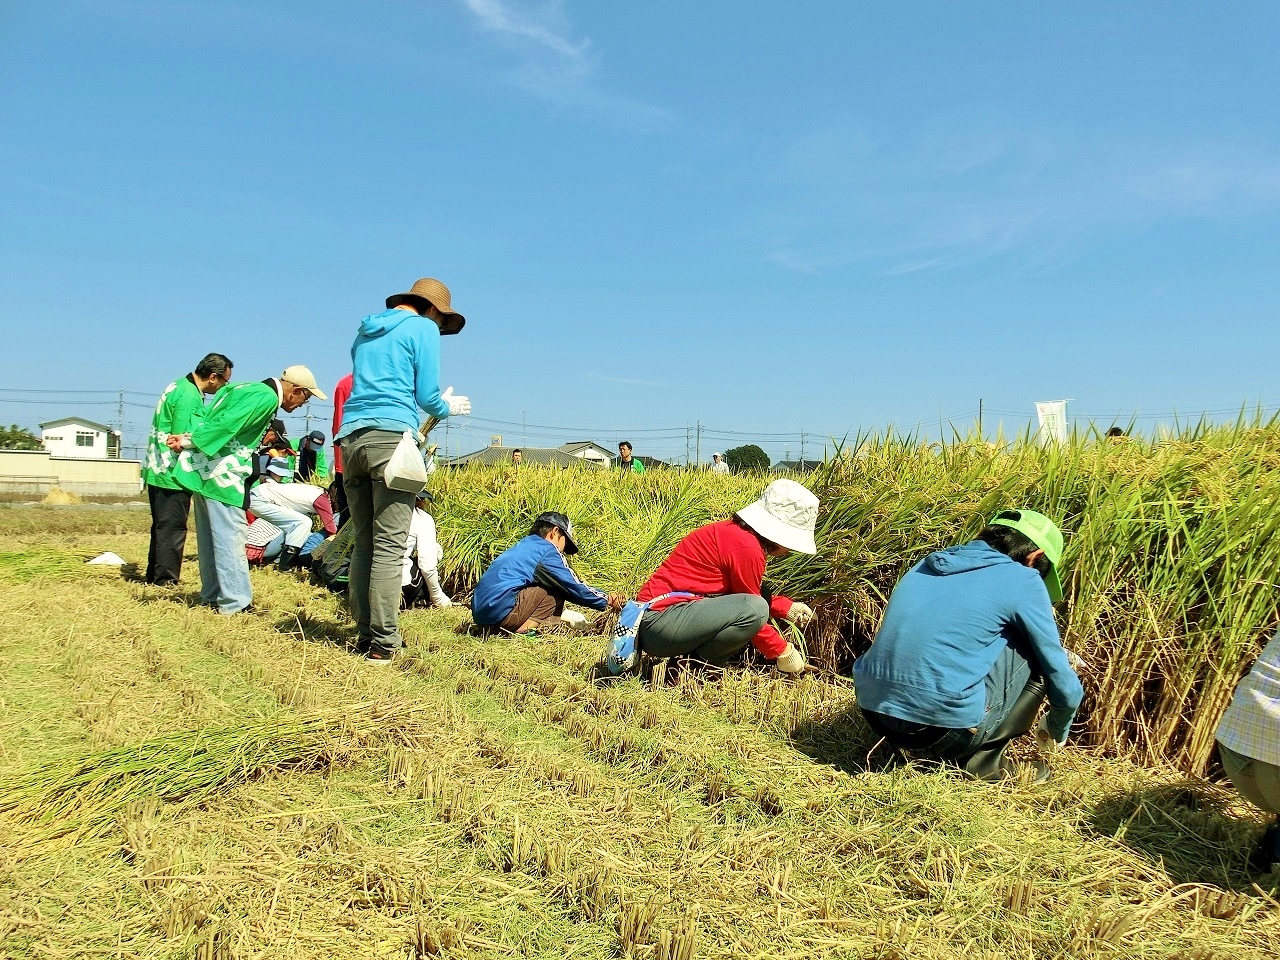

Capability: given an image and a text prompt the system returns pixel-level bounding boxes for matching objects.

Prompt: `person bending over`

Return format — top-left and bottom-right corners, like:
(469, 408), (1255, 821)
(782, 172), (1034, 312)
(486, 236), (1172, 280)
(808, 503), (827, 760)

(248, 457), (336, 571)
(1217, 627), (1280, 873)
(854, 509), (1084, 782)
(471, 512), (624, 634)
(631, 479), (819, 675)
(402, 495), (452, 609)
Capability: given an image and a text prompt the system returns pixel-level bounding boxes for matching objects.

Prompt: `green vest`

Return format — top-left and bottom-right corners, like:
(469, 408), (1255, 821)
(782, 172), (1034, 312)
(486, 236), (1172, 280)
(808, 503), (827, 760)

(172, 380), (281, 507)
(142, 376), (206, 490)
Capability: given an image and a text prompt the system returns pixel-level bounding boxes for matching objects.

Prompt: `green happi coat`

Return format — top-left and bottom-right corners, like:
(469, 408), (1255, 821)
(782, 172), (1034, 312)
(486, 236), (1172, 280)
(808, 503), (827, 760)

(172, 380), (281, 507)
(142, 375), (207, 490)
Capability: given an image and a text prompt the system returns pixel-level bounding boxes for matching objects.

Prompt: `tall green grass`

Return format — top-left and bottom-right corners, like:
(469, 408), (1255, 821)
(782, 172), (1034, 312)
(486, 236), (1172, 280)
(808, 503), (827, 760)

(426, 418), (1280, 774)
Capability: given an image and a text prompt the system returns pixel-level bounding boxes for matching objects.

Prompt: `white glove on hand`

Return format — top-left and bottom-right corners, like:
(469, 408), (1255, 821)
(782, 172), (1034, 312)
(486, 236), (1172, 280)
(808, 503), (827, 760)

(1034, 714), (1064, 753)
(787, 601), (814, 627)
(776, 643), (806, 675)
(441, 386), (471, 417)
(1064, 648), (1087, 673)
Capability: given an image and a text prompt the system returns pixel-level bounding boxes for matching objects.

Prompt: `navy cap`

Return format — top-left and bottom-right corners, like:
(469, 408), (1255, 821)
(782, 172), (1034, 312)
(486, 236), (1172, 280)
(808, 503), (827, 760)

(535, 511), (579, 554)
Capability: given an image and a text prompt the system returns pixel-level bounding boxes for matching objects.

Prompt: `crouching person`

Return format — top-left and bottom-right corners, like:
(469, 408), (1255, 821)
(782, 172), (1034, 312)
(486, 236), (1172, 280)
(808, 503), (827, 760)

(248, 458), (336, 572)
(632, 479), (819, 674)
(402, 495), (452, 609)
(471, 512), (625, 634)
(854, 509), (1083, 782)
(1216, 628), (1280, 873)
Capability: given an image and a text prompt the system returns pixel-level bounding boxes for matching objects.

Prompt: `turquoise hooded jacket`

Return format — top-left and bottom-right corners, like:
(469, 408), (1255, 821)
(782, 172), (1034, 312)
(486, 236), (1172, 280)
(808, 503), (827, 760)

(853, 540), (1083, 742)
(336, 308), (451, 440)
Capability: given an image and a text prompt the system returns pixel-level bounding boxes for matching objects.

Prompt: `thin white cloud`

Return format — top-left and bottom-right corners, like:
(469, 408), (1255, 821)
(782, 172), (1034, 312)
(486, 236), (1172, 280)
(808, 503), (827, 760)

(457, 0), (674, 130)
(764, 117), (1280, 278)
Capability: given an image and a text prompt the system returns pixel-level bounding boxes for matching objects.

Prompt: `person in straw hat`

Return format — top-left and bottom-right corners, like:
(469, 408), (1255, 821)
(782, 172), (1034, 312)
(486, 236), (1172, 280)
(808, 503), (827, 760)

(165, 365), (326, 614)
(853, 508), (1084, 783)
(627, 478), (820, 675)
(336, 278), (471, 664)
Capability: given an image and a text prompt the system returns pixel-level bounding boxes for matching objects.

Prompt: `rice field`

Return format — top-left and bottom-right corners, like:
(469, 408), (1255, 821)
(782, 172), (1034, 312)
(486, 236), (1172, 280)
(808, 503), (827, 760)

(1, 482), (1278, 959)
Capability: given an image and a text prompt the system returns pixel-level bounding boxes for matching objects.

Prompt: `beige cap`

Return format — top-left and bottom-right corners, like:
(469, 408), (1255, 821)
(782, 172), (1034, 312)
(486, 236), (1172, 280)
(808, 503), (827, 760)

(281, 365), (327, 400)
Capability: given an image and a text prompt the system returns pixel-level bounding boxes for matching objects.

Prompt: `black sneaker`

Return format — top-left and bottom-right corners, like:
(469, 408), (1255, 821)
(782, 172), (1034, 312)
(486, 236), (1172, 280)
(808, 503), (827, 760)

(1250, 822), (1280, 874)
(364, 648), (395, 666)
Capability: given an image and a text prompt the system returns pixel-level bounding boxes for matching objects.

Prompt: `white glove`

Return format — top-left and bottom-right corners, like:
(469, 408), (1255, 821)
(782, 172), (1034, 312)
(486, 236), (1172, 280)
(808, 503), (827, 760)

(1034, 714), (1064, 753)
(787, 601), (814, 627)
(441, 386), (471, 417)
(1064, 648), (1087, 673)
(776, 643), (806, 675)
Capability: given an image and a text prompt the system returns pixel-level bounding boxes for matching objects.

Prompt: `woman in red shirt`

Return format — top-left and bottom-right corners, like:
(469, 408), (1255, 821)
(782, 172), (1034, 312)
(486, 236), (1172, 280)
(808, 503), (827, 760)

(636, 479), (819, 674)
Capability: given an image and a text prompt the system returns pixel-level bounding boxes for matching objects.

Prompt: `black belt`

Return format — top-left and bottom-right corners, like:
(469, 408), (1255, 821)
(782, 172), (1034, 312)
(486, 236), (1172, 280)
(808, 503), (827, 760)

(862, 710), (953, 749)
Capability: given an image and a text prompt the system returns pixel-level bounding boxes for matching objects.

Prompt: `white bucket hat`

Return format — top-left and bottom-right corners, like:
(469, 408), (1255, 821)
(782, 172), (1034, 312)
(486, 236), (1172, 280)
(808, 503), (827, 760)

(736, 478), (819, 554)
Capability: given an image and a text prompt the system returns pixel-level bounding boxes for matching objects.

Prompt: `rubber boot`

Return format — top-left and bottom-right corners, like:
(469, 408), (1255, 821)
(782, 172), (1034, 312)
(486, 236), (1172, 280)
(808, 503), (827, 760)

(276, 545), (302, 573)
(423, 568), (453, 607)
(961, 676), (1048, 782)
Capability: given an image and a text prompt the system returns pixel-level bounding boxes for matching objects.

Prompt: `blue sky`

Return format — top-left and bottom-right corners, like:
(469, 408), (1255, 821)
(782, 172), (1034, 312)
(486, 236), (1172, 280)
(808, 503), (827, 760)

(2, 2), (1278, 463)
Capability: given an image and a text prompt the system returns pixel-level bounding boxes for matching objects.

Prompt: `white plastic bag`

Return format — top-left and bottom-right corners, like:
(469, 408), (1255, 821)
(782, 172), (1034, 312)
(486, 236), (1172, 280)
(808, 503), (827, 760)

(384, 431), (430, 493)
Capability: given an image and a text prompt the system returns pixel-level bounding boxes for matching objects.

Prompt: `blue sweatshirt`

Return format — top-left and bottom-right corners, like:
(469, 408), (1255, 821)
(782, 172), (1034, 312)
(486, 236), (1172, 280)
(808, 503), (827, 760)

(854, 540), (1083, 742)
(471, 535), (611, 627)
(335, 308), (451, 441)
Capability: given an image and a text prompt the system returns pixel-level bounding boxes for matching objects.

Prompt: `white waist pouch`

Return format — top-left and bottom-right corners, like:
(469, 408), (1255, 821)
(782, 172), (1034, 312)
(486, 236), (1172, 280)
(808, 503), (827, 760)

(384, 431), (429, 493)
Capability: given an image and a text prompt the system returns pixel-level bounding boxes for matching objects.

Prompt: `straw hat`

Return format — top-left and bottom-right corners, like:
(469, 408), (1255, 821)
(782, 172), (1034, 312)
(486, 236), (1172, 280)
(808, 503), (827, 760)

(386, 278), (466, 335)
(736, 479), (819, 554)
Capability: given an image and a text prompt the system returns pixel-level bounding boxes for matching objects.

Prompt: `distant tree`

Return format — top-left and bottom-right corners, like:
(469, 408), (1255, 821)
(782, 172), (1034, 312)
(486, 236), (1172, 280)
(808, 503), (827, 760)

(724, 444), (770, 473)
(0, 424), (42, 451)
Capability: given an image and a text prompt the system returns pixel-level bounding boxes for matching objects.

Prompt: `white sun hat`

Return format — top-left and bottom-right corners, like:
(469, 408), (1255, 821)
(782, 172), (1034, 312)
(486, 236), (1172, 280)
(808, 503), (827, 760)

(736, 478), (819, 554)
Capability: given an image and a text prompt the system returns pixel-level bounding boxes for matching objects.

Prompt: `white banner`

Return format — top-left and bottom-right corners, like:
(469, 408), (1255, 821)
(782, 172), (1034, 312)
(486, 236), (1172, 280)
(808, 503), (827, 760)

(1035, 400), (1068, 445)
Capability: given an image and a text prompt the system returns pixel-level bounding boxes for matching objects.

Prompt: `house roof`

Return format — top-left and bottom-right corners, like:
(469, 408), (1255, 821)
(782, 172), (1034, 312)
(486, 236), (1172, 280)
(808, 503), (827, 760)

(446, 446), (603, 468)
(636, 455), (669, 469)
(773, 459), (824, 473)
(559, 441), (614, 458)
(39, 417), (114, 433)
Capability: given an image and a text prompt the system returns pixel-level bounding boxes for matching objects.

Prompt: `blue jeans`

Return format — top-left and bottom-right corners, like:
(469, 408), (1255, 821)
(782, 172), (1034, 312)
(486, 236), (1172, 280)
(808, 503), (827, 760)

(341, 429), (416, 654)
(193, 494), (252, 614)
(249, 491), (313, 548)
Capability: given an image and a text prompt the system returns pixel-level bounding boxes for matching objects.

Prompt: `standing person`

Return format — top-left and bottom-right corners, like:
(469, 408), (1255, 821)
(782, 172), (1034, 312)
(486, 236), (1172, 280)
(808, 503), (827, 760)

(471, 512), (624, 633)
(627, 479), (818, 674)
(1216, 627), (1280, 872)
(142, 353), (233, 585)
(711, 452), (730, 475)
(616, 441), (645, 474)
(336, 277), (471, 664)
(167, 366), (325, 614)
(293, 430), (328, 482)
(248, 458), (336, 571)
(331, 373), (354, 528)
(853, 509), (1084, 782)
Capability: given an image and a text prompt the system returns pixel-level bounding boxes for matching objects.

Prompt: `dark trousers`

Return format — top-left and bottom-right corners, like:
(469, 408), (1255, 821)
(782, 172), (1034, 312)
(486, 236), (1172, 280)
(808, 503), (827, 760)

(145, 484), (192, 584)
(331, 471), (349, 530)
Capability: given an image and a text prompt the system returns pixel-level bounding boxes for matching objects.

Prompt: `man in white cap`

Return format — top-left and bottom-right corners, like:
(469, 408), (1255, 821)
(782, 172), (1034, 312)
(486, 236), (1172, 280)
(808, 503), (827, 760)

(631, 479), (819, 673)
(711, 452), (729, 475)
(166, 366), (325, 614)
(336, 278), (471, 664)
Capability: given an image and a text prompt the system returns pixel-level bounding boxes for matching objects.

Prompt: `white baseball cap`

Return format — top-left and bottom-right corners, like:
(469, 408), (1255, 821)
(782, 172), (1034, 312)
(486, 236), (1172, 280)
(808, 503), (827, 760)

(281, 365), (327, 400)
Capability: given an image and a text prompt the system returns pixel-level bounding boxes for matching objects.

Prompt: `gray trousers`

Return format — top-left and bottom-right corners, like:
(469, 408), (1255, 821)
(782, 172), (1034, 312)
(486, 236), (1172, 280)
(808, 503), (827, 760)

(1220, 743), (1280, 816)
(341, 429), (416, 654)
(638, 594), (769, 665)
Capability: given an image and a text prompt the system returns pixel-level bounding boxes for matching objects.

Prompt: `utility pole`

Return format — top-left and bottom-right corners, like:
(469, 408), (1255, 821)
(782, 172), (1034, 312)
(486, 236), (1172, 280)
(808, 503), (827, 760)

(303, 401), (314, 436)
(978, 398), (983, 439)
(522, 411), (526, 446)
(115, 390), (124, 459)
(695, 420), (701, 466)
(800, 430), (805, 466)
(685, 426), (690, 466)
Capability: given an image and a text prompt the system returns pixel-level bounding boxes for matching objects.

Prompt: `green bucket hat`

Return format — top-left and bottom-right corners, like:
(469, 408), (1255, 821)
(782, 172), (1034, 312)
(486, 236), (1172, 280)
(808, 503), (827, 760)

(990, 509), (1064, 603)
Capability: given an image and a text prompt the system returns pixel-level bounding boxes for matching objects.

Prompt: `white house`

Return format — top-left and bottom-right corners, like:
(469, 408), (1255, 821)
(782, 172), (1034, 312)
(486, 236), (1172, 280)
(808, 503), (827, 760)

(559, 441), (614, 467)
(40, 417), (120, 459)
